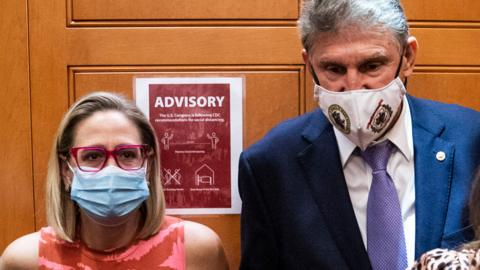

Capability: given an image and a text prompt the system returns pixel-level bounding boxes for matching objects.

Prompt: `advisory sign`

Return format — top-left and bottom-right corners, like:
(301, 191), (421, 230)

(135, 77), (243, 214)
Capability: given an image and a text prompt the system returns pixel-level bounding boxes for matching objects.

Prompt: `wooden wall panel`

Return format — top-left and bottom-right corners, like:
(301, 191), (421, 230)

(0, 0), (35, 252)
(60, 27), (480, 71)
(65, 28), (302, 65)
(412, 28), (480, 66)
(403, 0), (480, 22)
(29, 0), (70, 229)
(70, 66), (303, 269)
(409, 69), (480, 111)
(71, 0), (299, 21)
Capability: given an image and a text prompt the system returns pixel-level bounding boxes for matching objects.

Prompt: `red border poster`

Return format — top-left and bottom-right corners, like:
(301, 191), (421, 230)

(135, 77), (243, 214)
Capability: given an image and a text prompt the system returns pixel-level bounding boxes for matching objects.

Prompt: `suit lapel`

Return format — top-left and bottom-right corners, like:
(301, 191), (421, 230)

(297, 111), (372, 270)
(408, 96), (454, 258)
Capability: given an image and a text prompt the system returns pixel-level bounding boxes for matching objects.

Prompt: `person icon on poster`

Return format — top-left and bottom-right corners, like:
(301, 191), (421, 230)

(164, 168), (182, 186)
(207, 132), (220, 150)
(161, 131), (174, 150)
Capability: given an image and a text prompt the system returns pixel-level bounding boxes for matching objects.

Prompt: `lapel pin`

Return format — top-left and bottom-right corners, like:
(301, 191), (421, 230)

(436, 151), (446, 162)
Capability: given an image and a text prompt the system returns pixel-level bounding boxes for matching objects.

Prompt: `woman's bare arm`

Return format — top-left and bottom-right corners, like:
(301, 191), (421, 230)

(0, 232), (39, 270)
(184, 221), (229, 270)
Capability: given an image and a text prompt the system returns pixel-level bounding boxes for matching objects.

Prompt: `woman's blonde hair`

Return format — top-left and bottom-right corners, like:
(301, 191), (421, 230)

(45, 91), (165, 242)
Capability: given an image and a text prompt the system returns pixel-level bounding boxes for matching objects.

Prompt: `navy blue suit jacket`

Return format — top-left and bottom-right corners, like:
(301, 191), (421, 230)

(239, 95), (480, 269)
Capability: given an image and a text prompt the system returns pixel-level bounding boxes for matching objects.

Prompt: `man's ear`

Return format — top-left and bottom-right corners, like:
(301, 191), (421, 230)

(302, 48), (310, 69)
(401, 36), (418, 78)
(303, 48), (320, 85)
(60, 157), (73, 191)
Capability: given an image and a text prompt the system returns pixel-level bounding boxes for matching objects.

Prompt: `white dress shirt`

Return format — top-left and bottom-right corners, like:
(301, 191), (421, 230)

(333, 96), (416, 265)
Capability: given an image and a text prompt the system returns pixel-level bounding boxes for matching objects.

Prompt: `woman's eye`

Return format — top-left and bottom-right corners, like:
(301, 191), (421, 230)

(118, 149), (139, 160)
(81, 151), (103, 161)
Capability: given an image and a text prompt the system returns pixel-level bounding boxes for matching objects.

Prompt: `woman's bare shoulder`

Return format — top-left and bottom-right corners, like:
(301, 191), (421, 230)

(0, 232), (39, 270)
(183, 221), (229, 270)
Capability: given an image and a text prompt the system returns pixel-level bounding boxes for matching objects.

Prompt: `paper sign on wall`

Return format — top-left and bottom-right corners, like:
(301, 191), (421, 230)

(135, 77), (243, 214)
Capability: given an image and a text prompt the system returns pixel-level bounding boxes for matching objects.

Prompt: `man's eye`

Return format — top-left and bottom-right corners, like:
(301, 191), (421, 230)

(361, 62), (382, 72)
(325, 65), (345, 74)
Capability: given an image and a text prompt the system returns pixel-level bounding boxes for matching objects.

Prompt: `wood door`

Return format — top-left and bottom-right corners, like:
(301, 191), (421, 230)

(0, 0), (35, 254)
(27, 1), (303, 268)
(1, 1), (479, 269)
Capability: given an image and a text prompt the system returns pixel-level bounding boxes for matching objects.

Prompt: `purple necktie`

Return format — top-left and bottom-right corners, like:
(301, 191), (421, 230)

(361, 141), (407, 270)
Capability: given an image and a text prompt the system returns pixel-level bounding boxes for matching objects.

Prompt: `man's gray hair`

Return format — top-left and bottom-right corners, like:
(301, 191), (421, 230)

(298, 0), (409, 51)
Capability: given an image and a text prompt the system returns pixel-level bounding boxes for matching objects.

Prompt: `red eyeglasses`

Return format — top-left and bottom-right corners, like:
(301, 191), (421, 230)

(69, 144), (149, 172)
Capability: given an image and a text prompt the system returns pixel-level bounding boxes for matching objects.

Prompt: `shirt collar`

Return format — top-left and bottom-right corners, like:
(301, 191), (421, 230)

(333, 96), (413, 168)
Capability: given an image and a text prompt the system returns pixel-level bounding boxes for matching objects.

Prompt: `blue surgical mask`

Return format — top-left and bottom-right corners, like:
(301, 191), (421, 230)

(70, 165), (150, 226)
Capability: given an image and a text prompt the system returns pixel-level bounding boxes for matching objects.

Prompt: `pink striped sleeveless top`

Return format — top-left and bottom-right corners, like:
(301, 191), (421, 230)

(38, 216), (185, 269)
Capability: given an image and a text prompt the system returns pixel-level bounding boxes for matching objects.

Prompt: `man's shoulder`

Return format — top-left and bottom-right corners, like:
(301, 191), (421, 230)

(409, 95), (480, 119)
(408, 96), (480, 146)
(242, 109), (326, 158)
